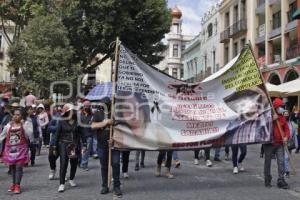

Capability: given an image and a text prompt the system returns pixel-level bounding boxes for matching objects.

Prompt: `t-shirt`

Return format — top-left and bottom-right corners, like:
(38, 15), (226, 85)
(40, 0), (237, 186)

(93, 110), (110, 148)
(25, 94), (36, 107)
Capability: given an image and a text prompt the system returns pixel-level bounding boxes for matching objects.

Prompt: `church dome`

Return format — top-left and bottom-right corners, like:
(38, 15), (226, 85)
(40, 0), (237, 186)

(171, 6), (182, 19)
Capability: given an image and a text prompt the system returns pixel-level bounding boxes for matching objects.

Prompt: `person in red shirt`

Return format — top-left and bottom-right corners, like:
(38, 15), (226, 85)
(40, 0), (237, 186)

(263, 98), (290, 189)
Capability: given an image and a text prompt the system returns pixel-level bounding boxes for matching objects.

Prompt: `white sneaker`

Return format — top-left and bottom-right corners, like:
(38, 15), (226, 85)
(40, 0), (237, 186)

(206, 160), (213, 167)
(233, 167), (239, 174)
(239, 164), (245, 172)
(69, 180), (77, 187)
(194, 159), (199, 165)
(48, 170), (56, 180)
(58, 184), (65, 192)
(123, 172), (129, 179)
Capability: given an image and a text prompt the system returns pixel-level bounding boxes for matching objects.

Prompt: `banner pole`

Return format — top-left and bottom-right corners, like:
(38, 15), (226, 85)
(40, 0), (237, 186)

(108, 37), (120, 188)
(248, 42), (296, 175)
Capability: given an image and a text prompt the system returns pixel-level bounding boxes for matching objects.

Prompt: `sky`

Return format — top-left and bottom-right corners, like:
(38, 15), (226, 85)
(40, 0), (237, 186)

(167, 0), (220, 36)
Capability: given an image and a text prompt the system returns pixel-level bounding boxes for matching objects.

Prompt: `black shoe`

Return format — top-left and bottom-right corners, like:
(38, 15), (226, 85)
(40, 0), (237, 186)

(140, 163), (145, 168)
(214, 158), (221, 162)
(277, 180), (289, 189)
(100, 187), (109, 194)
(31, 161), (35, 166)
(113, 188), (122, 198)
(135, 164), (139, 171)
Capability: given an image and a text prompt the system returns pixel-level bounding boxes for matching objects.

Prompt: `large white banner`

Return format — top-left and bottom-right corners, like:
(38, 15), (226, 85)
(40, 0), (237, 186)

(113, 45), (272, 150)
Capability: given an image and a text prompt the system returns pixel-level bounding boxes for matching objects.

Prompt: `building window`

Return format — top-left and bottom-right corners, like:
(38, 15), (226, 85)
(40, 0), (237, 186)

(225, 12), (230, 28)
(233, 42), (238, 57)
(180, 68), (184, 79)
(173, 44), (179, 57)
(204, 54), (207, 71)
(164, 67), (169, 74)
(234, 5), (238, 23)
(207, 23), (213, 38)
(212, 51), (216, 73)
(272, 11), (281, 29)
(240, 38), (246, 50)
(225, 46), (229, 64)
(172, 68), (178, 78)
(181, 44), (186, 51)
(241, 0), (246, 19)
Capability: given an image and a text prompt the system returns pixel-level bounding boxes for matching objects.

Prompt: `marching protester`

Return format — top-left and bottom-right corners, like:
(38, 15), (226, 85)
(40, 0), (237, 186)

(37, 104), (50, 147)
(156, 150), (174, 178)
(91, 97), (122, 198)
(231, 144), (247, 174)
(194, 148), (213, 167)
(48, 106), (62, 180)
(0, 109), (33, 194)
(135, 150), (145, 171)
(26, 106), (41, 166)
(79, 101), (94, 171)
(53, 103), (86, 192)
(283, 110), (298, 177)
(263, 98), (290, 189)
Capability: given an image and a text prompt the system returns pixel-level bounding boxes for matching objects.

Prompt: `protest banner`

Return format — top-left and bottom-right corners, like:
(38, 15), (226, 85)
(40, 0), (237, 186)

(113, 45), (272, 150)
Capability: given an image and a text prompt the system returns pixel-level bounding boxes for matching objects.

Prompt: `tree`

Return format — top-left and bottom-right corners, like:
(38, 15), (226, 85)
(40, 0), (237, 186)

(8, 13), (80, 97)
(60, 0), (171, 72)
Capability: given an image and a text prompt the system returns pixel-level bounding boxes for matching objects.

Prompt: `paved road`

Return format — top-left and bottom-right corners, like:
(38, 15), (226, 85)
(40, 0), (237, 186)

(1, 145), (300, 200)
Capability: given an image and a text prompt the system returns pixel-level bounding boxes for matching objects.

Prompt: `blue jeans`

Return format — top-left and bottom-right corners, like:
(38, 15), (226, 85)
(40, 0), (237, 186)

(214, 147), (221, 159)
(80, 137), (93, 168)
(97, 147), (121, 189)
(92, 136), (98, 155)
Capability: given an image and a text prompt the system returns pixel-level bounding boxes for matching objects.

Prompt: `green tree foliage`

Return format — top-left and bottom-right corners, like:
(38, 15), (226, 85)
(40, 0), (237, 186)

(60, 0), (171, 72)
(8, 14), (80, 96)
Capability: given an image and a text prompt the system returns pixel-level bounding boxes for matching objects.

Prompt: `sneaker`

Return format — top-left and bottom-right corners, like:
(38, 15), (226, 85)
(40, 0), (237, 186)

(206, 160), (213, 167)
(155, 166), (161, 177)
(8, 184), (15, 192)
(49, 170), (56, 180)
(123, 172), (129, 179)
(58, 184), (65, 192)
(277, 180), (289, 189)
(93, 154), (99, 159)
(161, 160), (166, 167)
(233, 167), (239, 174)
(238, 164), (245, 172)
(101, 187), (109, 194)
(14, 184), (21, 194)
(113, 188), (123, 198)
(69, 180), (77, 187)
(175, 160), (181, 168)
(165, 169), (174, 179)
(194, 159), (199, 165)
(135, 164), (140, 171)
(214, 158), (221, 162)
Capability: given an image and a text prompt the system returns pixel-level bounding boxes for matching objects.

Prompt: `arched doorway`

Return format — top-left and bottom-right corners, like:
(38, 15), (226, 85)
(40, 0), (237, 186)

(268, 73), (281, 85)
(284, 69), (299, 111)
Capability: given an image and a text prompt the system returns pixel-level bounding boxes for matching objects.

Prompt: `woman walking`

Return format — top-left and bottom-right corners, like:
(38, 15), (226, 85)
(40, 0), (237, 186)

(0, 109), (33, 194)
(53, 103), (86, 192)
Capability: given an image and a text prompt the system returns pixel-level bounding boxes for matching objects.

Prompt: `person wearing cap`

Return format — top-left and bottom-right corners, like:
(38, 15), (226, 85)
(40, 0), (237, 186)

(79, 101), (94, 171)
(47, 106), (62, 180)
(53, 103), (86, 193)
(37, 104), (49, 147)
(263, 98), (290, 189)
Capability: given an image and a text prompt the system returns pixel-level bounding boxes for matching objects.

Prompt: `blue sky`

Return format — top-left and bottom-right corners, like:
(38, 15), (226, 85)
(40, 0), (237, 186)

(168, 0), (220, 35)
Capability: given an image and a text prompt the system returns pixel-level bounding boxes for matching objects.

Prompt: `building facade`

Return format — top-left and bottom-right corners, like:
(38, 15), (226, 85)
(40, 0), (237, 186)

(182, 4), (220, 82)
(219, 0), (256, 67)
(156, 6), (194, 79)
(0, 22), (13, 84)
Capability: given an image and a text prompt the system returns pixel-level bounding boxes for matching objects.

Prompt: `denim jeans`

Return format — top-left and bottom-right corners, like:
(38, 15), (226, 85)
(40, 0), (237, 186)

(284, 150), (290, 173)
(231, 144), (247, 167)
(122, 151), (130, 173)
(97, 147), (121, 189)
(135, 150), (145, 165)
(214, 147), (221, 159)
(263, 144), (285, 182)
(80, 137), (93, 168)
(92, 136), (98, 155)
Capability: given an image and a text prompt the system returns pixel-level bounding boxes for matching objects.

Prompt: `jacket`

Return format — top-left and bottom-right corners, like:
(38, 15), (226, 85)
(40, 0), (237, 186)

(273, 115), (290, 146)
(48, 113), (61, 146)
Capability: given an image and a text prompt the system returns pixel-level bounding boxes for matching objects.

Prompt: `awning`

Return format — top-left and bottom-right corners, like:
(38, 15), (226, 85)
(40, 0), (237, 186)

(292, 9), (300, 20)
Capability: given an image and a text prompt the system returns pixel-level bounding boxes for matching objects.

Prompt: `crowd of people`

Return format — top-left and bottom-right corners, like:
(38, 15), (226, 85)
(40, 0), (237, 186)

(0, 90), (299, 197)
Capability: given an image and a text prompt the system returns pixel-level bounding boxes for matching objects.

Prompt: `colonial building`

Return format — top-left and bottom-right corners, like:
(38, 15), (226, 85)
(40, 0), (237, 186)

(155, 6), (194, 79)
(182, 4), (221, 82)
(219, 0), (256, 67)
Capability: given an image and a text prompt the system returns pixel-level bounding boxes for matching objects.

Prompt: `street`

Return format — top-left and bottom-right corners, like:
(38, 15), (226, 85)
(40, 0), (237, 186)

(1, 145), (300, 200)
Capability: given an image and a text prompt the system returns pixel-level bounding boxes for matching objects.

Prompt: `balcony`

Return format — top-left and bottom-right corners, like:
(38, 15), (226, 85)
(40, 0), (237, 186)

(286, 40), (300, 60)
(256, 24), (266, 44)
(229, 19), (247, 38)
(220, 27), (230, 43)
